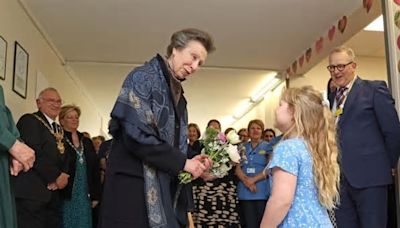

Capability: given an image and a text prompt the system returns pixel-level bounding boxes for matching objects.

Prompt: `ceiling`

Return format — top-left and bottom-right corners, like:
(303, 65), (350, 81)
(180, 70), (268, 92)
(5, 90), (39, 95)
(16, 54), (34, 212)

(20, 0), (385, 131)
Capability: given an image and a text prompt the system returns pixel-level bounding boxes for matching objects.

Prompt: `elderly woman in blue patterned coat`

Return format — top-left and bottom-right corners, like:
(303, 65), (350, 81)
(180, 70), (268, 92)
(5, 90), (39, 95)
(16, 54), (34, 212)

(98, 28), (215, 228)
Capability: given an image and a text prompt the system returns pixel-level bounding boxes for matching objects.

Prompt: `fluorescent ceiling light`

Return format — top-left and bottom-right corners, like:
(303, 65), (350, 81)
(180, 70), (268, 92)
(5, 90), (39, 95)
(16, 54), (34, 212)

(250, 76), (280, 103)
(364, 15), (383, 32)
(231, 72), (282, 121)
(233, 99), (254, 119)
(221, 116), (236, 128)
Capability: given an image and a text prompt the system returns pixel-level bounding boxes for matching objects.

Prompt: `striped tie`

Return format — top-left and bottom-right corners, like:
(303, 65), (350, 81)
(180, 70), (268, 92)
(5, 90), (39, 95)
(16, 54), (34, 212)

(335, 87), (348, 109)
(52, 122), (58, 132)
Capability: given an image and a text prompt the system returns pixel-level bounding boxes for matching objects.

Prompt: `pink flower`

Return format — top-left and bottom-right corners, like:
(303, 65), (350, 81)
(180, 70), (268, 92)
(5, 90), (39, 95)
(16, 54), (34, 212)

(217, 132), (227, 143)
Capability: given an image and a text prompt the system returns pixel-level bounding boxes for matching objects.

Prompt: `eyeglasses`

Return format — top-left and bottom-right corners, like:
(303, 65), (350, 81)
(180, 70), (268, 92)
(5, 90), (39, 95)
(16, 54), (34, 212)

(42, 98), (63, 105)
(327, 62), (353, 72)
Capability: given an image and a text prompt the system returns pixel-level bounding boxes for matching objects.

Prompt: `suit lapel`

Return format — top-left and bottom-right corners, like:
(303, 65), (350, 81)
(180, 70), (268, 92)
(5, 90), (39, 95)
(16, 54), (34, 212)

(328, 90), (336, 110)
(338, 77), (362, 125)
(35, 111), (52, 128)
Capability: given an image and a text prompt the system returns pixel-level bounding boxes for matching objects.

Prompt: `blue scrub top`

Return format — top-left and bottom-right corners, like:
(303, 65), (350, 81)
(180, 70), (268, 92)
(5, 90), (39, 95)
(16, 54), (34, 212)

(237, 140), (273, 200)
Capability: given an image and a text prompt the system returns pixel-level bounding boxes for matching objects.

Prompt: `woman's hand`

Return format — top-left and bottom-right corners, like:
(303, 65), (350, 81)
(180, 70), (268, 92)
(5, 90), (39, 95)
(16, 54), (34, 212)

(195, 154), (212, 170)
(201, 171), (217, 181)
(235, 165), (257, 191)
(9, 158), (24, 176)
(184, 156), (207, 179)
(8, 140), (35, 172)
(243, 176), (257, 192)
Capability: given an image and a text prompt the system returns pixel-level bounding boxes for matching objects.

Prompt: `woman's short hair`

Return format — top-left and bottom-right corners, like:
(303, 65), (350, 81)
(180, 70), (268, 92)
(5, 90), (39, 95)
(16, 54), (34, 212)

(247, 119), (265, 132)
(224, 127), (235, 135)
(166, 28), (216, 57)
(92, 135), (106, 142)
(237, 128), (247, 135)
(188, 123), (201, 139)
(59, 104), (81, 121)
(264, 128), (276, 137)
(207, 119), (221, 130)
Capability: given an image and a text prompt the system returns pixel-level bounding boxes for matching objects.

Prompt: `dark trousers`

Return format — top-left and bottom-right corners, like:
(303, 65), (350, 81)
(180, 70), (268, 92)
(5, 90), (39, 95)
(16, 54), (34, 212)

(97, 173), (149, 228)
(239, 200), (267, 228)
(16, 196), (61, 228)
(387, 181), (397, 228)
(92, 203), (100, 228)
(335, 177), (388, 228)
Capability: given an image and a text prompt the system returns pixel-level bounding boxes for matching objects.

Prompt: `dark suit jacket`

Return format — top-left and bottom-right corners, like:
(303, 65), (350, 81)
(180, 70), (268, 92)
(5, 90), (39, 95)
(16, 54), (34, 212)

(329, 77), (400, 188)
(15, 111), (64, 202)
(59, 130), (101, 201)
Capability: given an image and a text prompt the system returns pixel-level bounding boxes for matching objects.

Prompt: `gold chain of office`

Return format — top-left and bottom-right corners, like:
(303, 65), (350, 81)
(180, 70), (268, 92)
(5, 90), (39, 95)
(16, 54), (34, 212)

(32, 114), (65, 154)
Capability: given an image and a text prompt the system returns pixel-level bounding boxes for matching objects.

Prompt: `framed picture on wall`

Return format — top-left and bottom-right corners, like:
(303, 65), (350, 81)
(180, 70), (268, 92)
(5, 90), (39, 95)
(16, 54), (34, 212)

(12, 42), (29, 99)
(0, 36), (6, 80)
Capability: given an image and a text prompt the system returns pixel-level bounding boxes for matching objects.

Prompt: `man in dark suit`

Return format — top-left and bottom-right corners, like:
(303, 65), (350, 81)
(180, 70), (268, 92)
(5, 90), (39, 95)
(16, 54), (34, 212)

(327, 46), (400, 228)
(15, 87), (69, 228)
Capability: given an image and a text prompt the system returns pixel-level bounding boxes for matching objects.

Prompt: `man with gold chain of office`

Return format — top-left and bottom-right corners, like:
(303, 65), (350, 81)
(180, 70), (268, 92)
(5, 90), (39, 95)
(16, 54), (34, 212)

(14, 87), (70, 228)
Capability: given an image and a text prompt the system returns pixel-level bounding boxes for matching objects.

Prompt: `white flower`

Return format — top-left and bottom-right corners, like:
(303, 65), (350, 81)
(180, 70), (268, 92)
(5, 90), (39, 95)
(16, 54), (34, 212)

(220, 157), (229, 163)
(212, 163), (230, 178)
(226, 130), (241, 144)
(212, 162), (220, 168)
(219, 163), (230, 173)
(226, 144), (241, 163)
(212, 169), (224, 178)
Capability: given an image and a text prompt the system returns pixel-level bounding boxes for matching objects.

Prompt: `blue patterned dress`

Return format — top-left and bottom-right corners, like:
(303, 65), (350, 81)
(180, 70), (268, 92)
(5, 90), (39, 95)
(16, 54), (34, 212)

(62, 146), (92, 228)
(268, 138), (333, 228)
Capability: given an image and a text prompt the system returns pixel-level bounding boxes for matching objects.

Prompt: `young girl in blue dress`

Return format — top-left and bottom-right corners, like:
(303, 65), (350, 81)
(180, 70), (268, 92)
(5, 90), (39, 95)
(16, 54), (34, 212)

(261, 86), (340, 227)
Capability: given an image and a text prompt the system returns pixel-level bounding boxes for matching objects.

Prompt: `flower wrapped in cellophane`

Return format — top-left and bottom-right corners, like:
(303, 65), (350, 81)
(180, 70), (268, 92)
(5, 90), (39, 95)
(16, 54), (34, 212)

(179, 128), (242, 184)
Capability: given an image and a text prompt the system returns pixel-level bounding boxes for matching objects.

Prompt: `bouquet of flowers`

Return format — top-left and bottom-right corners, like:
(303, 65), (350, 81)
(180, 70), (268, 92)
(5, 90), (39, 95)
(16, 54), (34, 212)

(179, 128), (242, 184)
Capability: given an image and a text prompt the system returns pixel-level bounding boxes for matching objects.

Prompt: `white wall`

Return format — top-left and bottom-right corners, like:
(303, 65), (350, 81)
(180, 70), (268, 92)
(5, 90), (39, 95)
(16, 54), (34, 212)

(1, 0), (387, 137)
(0, 0), (103, 136)
(290, 56), (388, 92)
(231, 55), (387, 134)
(232, 82), (285, 133)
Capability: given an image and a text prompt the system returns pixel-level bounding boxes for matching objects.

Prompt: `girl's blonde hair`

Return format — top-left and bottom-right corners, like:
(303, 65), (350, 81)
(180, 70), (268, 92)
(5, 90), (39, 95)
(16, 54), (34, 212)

(280, 86), (340, 210)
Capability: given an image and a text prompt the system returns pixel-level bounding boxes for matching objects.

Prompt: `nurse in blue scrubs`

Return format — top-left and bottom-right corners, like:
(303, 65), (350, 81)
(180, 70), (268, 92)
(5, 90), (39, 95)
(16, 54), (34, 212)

(236, 119), (273, 228)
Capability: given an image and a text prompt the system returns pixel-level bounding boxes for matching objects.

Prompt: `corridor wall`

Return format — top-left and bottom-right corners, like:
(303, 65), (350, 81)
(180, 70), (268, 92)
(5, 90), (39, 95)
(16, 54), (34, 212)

(0, 0), (103, 136)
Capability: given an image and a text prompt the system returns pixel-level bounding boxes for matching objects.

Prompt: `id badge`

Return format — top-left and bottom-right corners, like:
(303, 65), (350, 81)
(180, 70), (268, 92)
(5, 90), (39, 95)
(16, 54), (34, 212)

(246, 167), (256, 174)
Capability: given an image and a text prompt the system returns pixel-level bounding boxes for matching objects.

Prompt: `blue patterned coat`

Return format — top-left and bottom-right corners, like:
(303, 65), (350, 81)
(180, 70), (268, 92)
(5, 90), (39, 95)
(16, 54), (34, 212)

(99, 55), (189, 228)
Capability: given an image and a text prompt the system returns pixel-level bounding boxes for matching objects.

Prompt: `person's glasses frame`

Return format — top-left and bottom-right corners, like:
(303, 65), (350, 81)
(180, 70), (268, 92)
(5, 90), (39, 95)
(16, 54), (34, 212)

(326, 61), (353, 72)
(42, 98), (63, 105)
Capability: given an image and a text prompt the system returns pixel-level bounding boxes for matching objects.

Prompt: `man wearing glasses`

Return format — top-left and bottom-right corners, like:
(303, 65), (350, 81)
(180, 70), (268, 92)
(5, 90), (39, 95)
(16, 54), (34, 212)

(327, 46), (400, 228)
(14, 87), (69, 228)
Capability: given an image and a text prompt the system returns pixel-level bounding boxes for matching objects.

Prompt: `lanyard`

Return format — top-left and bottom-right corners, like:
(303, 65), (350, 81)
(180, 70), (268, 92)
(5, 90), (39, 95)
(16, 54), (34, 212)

(247, 141), (262, 166)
